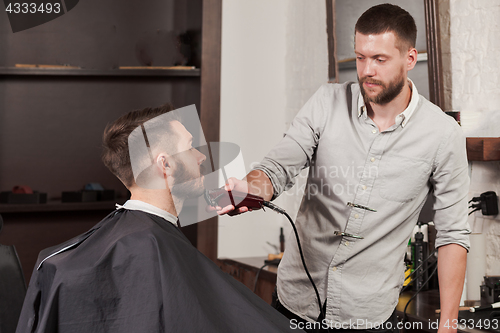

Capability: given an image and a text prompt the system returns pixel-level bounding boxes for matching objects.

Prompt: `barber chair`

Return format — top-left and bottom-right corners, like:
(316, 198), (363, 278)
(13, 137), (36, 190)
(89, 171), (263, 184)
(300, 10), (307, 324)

(0, 214), (27, 333)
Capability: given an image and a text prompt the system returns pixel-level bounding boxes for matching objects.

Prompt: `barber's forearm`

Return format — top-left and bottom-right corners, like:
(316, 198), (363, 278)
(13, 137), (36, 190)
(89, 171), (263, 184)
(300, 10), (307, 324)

(245, 169), (274, 201)
(437, 243), (467, 332)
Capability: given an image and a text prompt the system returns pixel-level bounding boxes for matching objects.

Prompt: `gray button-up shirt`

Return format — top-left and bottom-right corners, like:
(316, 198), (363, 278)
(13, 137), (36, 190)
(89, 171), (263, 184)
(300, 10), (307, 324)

(254, 81), (470, 328)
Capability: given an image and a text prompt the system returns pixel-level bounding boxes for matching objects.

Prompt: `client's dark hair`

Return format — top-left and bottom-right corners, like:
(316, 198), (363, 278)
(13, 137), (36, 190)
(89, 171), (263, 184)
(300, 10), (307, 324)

(102, 103), (175, 188)
(355, 3), (417, 53)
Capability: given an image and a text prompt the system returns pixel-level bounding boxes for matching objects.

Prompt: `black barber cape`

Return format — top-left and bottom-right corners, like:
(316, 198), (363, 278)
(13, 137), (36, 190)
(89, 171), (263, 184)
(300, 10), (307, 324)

(16, 209), (298, 333)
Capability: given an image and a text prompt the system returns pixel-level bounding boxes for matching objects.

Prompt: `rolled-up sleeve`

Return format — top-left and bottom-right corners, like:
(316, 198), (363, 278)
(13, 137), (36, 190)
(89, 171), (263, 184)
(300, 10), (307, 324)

(431, 124), (471, 251)
(253, 85), (330, 199)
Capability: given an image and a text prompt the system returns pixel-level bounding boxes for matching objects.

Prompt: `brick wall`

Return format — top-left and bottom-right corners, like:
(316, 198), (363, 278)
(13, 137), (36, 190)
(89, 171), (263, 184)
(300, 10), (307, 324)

(441, 0), (500, 300)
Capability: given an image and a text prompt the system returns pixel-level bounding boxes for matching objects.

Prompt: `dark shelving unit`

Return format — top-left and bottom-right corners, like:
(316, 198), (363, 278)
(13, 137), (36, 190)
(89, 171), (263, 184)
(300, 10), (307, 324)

(0, 200), (120, 214)
(0, 0), (222, 283)
(0, 67), (201, 77)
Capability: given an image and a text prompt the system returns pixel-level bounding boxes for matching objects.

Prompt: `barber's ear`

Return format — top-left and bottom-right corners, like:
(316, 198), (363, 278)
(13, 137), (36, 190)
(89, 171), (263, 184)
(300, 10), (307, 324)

(407, 48), (417, 70)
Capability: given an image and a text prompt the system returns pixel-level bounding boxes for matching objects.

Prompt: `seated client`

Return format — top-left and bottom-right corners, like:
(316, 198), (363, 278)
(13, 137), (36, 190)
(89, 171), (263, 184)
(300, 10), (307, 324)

(16, 104), (297, 333)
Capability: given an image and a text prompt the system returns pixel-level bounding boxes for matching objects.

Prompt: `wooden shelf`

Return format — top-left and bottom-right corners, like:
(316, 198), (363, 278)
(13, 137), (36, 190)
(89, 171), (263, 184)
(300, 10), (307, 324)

(0, 199), (122, 214)
(466, 137), (500, 161)
(0, 67), (200, 77)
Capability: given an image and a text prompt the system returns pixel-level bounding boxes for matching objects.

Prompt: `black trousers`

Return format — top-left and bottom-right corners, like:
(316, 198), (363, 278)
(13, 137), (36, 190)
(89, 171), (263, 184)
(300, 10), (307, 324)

(272, 289), (400, 333)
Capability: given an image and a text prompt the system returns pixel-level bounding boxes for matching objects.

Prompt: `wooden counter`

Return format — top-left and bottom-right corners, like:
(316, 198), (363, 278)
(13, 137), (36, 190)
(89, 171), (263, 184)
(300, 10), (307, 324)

(219, 257), (496, 333)
(397, 290), (489, 333)
(217, 257), (278, 305)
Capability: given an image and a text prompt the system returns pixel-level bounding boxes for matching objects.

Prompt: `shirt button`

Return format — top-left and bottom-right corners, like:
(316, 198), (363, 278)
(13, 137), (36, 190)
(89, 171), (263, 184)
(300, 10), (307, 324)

(370, 157), (375, 162)
(345, 241), (350, 246)
(332, 267), (337, 272)
(372, 129), (377, 134)
(354, 213), (359, 219)
(362, 185), (367, 190)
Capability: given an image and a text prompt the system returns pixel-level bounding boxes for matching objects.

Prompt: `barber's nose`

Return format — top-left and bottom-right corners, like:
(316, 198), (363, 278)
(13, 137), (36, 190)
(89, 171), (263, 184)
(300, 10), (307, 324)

(363, 60), (375, 77)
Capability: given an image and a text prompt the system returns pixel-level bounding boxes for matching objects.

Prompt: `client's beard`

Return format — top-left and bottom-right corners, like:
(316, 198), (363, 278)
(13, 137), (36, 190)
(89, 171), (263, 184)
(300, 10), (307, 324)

(170, 160), (206, 199)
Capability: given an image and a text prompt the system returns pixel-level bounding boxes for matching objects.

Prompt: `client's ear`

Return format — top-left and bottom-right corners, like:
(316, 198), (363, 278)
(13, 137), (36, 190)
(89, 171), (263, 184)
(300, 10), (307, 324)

(156, 154), (174, 177)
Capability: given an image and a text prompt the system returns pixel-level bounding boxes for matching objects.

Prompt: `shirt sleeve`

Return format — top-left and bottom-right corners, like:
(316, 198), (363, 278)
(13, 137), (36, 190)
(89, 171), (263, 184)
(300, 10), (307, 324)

(253, 84), (332, 200)
(431, 122), (471, 251)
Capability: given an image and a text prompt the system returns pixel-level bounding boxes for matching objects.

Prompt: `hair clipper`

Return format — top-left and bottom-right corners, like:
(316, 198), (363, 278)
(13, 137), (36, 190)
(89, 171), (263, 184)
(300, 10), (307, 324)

(204, 188), (264, 211)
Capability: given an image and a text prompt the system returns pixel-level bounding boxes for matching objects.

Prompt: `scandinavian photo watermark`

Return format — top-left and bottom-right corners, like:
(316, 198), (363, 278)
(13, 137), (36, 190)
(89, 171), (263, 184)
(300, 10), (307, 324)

(248, 161), (379, 200)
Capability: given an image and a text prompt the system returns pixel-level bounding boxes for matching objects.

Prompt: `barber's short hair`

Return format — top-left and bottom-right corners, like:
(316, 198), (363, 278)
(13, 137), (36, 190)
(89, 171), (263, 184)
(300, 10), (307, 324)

(355, 3), (417, 53)
(102, 103), (175, 188)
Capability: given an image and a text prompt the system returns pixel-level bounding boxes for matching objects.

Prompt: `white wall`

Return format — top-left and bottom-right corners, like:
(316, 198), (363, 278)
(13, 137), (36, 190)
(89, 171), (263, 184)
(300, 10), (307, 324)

(219, 0), (328, 258)
(440, 0), (500, 300)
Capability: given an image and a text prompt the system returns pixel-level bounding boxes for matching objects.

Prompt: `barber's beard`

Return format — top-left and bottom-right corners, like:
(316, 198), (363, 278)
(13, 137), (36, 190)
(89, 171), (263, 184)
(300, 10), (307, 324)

(170, 159), (206, 199)
(359, 68), (406, 105)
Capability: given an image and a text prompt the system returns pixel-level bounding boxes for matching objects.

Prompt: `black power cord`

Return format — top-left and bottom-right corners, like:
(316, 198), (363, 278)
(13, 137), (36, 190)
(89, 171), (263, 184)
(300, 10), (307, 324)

(468, 208), (480, 216)
(399, 249), (439, 332)
(261, 201), (328, 329)
(206, 189), (327, 326)
(400, 249), (438, 294)
(263, 199), (439, 332)
(254, 263), (270, 293)
(402, 262), (439, 331)
(254, 259), (283, 292)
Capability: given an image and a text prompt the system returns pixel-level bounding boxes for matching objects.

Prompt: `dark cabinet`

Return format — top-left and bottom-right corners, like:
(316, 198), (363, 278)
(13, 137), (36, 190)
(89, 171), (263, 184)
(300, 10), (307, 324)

(0, 0), (221, 281)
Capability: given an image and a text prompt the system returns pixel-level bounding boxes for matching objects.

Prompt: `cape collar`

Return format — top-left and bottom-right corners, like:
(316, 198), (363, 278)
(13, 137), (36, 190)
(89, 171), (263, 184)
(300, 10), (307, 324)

(116, 200), (178, 226)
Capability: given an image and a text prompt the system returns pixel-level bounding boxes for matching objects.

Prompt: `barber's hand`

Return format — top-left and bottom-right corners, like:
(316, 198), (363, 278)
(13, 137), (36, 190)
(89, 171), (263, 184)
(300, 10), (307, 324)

(216, 178), (252, 216)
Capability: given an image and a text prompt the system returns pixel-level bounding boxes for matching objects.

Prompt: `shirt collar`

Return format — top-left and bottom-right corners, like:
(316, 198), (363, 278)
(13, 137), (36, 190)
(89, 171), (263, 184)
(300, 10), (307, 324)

(357, 78), (419, 128)
(116, 200), (178, 226)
